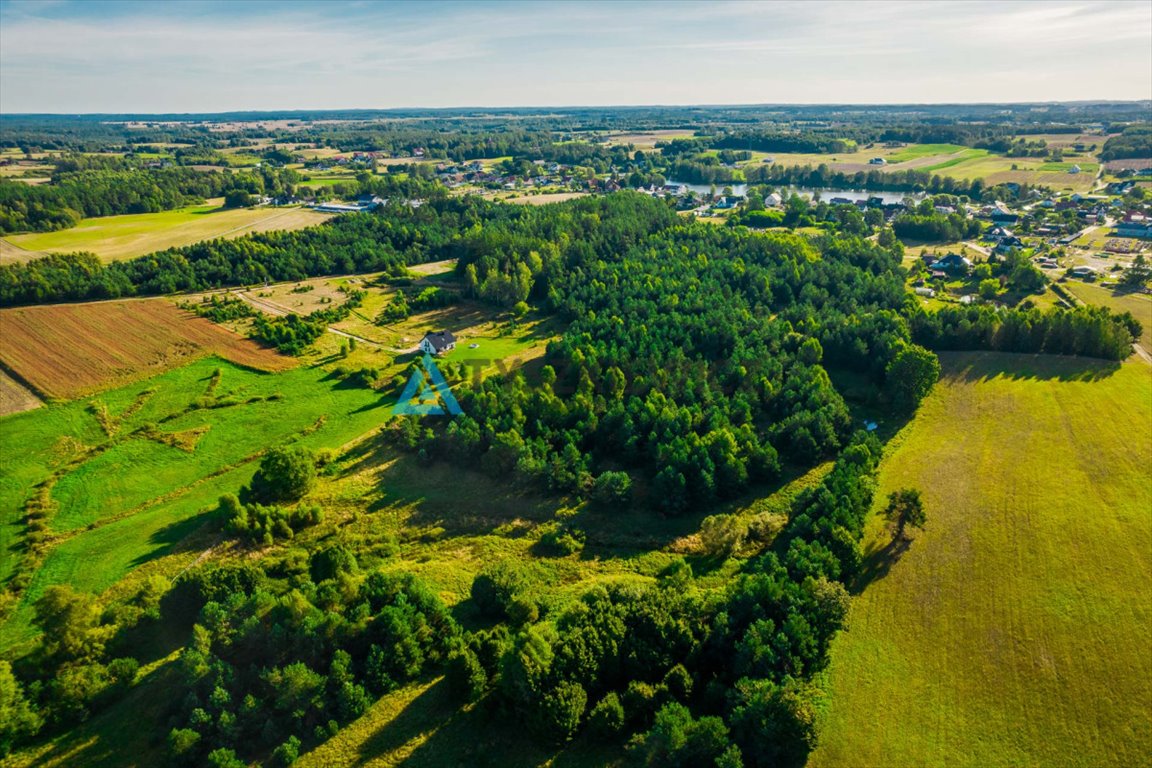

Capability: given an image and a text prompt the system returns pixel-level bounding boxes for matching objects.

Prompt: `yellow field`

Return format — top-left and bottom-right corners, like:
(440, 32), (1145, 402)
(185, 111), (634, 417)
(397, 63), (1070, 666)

(3, 203), (333, 263)
(812, 352), (1152, 768)
(505, 192), (589, 205)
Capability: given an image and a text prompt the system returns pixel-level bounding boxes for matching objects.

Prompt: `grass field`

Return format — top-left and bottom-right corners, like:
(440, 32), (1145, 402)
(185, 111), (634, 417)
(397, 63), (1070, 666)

(0, 299), (293, 400)
(2, 202), (333, 262)
(811, 352), (1152, 768)
(0, 356), (398, 652)
(1061, 281), (1152, 355)
(886, 143), (972, 162)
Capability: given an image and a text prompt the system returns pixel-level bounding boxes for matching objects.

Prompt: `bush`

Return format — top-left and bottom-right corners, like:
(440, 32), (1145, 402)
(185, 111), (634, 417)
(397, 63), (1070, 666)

(591, 471), (632, 506)
(446, 647), (487, 702)
(699, 514), (747, 557)
(588, 691), (626, 737)
(309, 544), (358, 583)
(470, 561), (531, 621)
(539, 681), (587, 741)
(536, 522), (586, 557)
(249, 446), (317, 503)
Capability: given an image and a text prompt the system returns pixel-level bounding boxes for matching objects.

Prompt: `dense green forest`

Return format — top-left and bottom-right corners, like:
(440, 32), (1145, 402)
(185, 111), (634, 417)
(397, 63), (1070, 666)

(1099, 123), (1152, 161)
(0, 190), (1142, 767)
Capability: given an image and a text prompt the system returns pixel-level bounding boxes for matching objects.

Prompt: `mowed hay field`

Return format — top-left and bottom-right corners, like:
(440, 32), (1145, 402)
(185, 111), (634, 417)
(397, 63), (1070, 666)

(1, 202), (333, 263)
(0, 299), (293, 400)
(0, 369), (41, 415)
(811, 352), (1152, 768)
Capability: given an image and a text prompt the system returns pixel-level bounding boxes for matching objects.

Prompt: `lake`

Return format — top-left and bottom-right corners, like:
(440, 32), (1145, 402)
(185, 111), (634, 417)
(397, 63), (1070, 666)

(666, 181), (921, 205)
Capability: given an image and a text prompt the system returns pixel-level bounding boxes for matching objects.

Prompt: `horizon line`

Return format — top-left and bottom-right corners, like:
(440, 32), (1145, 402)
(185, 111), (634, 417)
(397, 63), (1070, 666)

(3, 98), (1151, 119)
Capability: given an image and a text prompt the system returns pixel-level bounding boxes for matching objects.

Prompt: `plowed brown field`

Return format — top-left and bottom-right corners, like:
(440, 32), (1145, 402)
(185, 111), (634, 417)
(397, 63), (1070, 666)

(0, 299), (294, 399)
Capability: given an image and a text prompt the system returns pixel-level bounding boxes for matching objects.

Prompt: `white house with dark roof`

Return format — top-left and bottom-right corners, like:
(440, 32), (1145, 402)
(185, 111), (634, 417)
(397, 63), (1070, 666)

(420, 331), (457, 356)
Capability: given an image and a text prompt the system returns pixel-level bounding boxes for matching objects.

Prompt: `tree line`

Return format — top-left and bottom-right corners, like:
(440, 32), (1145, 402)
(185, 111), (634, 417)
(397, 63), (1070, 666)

(0, 166), (300, 234)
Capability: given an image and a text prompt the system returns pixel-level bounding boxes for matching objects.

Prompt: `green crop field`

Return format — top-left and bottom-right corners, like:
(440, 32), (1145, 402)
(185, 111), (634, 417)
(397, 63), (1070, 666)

(0, 357), (394, 652)
(886, 143), (971, 162)
(811, 352), (1152, 768)
(920, 148), (991, 172)
(3, 203), (332, 262)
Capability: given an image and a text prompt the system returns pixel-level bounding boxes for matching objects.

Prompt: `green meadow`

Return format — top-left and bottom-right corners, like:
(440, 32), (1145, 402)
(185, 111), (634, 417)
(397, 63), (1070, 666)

(0, 357), (393, 651)
(811, 352), (1152, 768)
(887, 143), (971, 162)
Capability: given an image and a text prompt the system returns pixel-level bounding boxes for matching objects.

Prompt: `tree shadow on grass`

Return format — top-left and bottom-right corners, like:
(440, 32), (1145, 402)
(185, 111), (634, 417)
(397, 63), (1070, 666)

(128, 512), (214, 570)
(940, 351), (1121, 383)
(354, 677), (621, 768)
(851, 534), (913, 596)
(19, 661), (176, 768)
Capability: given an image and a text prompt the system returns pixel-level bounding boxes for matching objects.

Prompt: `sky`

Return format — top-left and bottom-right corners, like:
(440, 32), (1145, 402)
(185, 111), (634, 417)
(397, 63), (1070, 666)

(1, 0), (1150, 114)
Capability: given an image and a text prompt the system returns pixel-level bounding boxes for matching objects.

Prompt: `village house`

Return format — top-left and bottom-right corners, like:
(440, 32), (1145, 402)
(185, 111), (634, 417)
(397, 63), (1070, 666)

(420, 331), (457, 356)
(930, 253), (972, 273)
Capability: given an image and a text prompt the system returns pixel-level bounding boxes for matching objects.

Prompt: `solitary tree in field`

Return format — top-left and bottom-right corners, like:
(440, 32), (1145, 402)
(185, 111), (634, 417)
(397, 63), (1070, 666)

(885, 344), (940, 412)
(884, 488), (926, 542)
(249, 445), (316, 503)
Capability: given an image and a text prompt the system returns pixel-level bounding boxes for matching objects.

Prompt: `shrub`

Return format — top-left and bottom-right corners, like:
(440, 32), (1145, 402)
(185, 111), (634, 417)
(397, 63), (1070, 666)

(699, 514), (747, 557)
(309, 544), (358, 583)
(591, 471), (632, 506)
(470, 561), (530, 621)
(536, 522), (586, 557)
(446, 648), (487, 702)
(249, 446), (317, 503)
(588, 691), (626, 737)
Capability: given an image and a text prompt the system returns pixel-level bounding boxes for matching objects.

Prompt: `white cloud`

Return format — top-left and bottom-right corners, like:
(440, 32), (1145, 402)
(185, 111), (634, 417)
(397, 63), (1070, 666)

(0, 0), (1148, 111)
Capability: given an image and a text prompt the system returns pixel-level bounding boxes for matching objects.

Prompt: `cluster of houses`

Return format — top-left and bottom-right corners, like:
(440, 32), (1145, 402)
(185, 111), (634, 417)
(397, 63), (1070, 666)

(432, 160), (579, 191)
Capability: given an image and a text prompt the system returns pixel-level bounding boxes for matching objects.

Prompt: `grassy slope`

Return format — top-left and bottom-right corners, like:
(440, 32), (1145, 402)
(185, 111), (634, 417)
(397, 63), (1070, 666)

(3, 203), (332, 262)
(0, 357), (392, 651)
(811, 352), (1152, 768)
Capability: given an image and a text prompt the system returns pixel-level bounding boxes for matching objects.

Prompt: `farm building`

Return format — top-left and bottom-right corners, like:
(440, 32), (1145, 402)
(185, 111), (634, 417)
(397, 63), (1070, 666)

(1068, 165), (1082, 174)
(420, 331), (457, 356)
(314, 200), (381, 213)
(869, 157), (887, 165)
(1115, 220), (1152, 240)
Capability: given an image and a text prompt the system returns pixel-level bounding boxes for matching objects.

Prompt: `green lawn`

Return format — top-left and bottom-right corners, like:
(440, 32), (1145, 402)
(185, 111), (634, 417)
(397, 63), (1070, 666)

(811, 352), (1152, 768)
